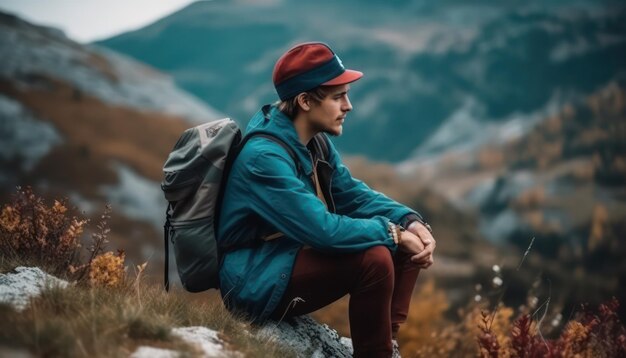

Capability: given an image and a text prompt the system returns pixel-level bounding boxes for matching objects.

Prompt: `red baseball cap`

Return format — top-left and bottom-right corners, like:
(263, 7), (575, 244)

(273, 42), (363, 100)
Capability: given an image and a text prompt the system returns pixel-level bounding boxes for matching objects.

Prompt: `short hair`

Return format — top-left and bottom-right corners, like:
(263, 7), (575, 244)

(276, 86), (332, 119)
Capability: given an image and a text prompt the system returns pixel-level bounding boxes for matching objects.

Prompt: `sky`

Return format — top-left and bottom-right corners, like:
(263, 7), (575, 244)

(0, 0), (199, 43)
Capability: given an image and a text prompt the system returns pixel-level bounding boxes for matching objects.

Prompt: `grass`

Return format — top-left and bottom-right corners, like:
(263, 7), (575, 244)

(0, 274), (297, 357)
(0, 187), (295, 357)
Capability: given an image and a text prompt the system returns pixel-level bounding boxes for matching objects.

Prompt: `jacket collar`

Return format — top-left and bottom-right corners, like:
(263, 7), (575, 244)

(245, 104), (314, 176)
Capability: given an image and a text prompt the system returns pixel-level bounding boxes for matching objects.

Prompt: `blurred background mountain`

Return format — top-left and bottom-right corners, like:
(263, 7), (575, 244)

(97, 0), (626, 162)
(1, 0), (625, 327)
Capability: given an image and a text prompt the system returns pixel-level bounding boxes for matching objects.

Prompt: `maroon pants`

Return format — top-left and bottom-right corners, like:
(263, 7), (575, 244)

(269, 245), (420, 358)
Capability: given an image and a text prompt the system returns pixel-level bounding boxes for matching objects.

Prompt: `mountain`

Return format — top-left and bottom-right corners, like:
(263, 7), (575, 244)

(0, 11), (220, 276)
(397, 80), (626, 314)
(97, 0), (626, 162)
(399, 80), (626, 243)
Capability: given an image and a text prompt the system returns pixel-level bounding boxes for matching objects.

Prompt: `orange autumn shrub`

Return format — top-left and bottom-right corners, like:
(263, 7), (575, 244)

(0, 186), (86, 274)
(398, 278), (624, 358)
(474, 298), (625, 358)
(0, 187), (127, 287)
(88, 250), (126, 287)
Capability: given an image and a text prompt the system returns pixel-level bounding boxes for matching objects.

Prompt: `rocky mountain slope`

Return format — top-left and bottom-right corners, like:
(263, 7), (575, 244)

(98, 0), (626, 162)
(0, 11), (221, 278)
(397, 80), (626, 315)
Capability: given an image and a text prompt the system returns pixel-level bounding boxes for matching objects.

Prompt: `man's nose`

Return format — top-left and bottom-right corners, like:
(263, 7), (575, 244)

(343, 96), (353, 112)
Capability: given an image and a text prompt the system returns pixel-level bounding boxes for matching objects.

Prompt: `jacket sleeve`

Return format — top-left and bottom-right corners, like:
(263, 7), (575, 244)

(327, 139), (423, 226)
(243, 149), (396, 253)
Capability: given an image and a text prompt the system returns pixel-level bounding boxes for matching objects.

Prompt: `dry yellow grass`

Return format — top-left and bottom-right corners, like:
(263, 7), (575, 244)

(0, 281), (298, 357)
(0, 188), (296, 357)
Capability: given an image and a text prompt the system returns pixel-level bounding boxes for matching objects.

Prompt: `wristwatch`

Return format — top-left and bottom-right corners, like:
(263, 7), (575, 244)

(401, 214), (433, 234)
(416, 218), (433, 234)
(407, 218), (433, 234)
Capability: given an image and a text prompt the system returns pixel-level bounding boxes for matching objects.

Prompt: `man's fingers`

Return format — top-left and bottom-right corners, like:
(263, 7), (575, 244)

(419, 232), (435, 246)
(410, 253), (432, 264)
(409, 224), (435, 247)
(411, 246), (433, 261)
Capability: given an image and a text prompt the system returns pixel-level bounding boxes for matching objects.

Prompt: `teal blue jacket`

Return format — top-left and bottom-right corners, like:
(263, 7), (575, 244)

(217, 104), (421, 323)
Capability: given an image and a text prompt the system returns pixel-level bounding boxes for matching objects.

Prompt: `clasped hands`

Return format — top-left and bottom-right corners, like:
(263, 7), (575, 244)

(398, 221), (436, 269)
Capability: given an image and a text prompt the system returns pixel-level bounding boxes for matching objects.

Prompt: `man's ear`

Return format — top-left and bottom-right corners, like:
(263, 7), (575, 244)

(296, 93), (311, 112)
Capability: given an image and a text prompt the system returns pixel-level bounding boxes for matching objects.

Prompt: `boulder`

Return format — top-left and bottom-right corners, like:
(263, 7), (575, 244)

(257, 315), (353, 357)
(0, 266), (69, 311)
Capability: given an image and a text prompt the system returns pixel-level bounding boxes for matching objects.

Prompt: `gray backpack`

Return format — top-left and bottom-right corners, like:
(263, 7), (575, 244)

(161, 105), (329, 292)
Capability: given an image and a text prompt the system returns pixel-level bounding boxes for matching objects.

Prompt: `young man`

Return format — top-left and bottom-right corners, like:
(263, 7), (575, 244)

(217, 42), (436, 357)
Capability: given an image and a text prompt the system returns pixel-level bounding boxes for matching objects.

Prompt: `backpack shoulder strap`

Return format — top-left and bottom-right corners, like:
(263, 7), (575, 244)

(237, 104), (301, 171)
(247, 133), (297, 163)
(218, 131), (301, 255)
(214, 128), (300, 236)
(243, 132), (302, 173)
(164, 203), (171, 292)
(312, 133), (330, 161)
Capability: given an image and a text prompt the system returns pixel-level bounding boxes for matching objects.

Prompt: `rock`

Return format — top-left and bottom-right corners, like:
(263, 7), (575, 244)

(131, 316), (354, 357)
(257, 315), (353, 358)
(0, 266), (69, 311)
(130, 326), (243, 358)
(339, 337), (354, 352)
(130, 346), (178, 358)
(171, 327), (241, 358)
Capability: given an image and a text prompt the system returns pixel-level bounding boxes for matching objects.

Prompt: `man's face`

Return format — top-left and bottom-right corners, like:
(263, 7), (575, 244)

(306, 84), (353, 137)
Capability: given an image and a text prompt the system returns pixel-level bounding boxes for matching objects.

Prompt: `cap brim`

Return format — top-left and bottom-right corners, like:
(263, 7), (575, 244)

(322, 69), (363, 86)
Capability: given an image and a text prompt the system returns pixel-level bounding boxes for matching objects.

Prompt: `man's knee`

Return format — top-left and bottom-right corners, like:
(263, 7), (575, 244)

(359, 245), (394, 285)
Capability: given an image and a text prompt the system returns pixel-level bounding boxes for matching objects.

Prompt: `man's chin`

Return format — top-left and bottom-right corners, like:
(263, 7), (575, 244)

(324, 126), (343, 137)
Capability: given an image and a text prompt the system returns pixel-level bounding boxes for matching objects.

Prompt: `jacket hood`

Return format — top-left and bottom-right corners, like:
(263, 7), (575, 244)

(245, 104), (314, 176)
